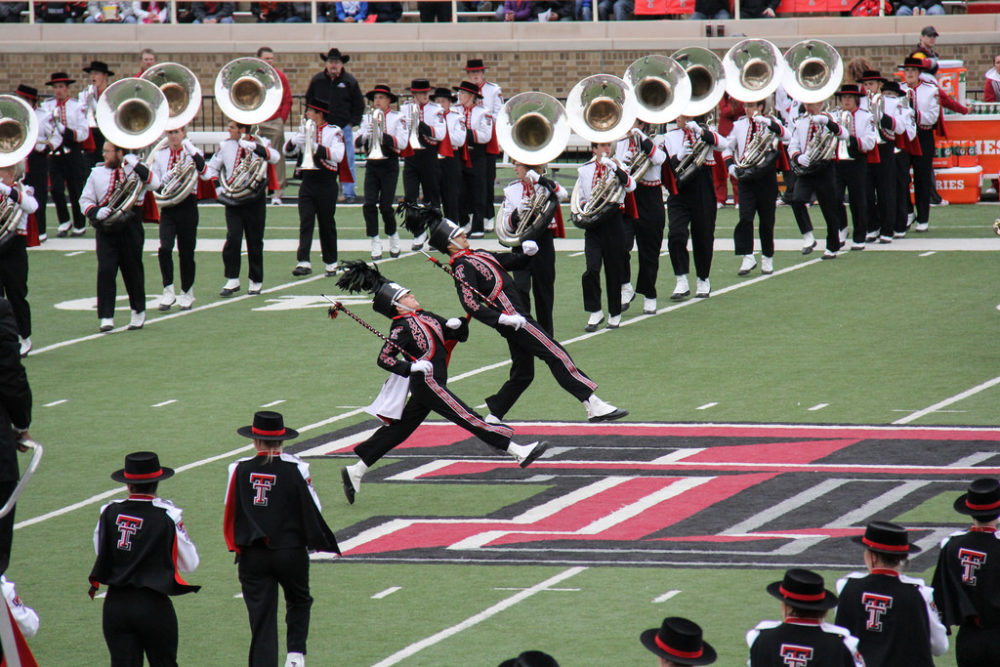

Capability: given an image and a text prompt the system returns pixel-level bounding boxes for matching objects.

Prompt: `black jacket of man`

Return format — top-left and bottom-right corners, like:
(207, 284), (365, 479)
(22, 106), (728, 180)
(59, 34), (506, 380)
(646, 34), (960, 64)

(305, 69), (364, 129)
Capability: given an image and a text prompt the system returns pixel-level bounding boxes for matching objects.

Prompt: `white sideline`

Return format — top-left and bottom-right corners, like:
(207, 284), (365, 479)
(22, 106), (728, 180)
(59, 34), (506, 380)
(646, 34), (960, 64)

(370, 567), (587, 667)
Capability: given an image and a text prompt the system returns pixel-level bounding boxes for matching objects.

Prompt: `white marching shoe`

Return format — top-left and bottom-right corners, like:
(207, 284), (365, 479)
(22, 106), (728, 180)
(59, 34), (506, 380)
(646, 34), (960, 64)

(761, 256), (774, 275)
(695, 278), (711, 298)
(128, 310), (145, 331)
(411, 232), (427, 251)
(248, 281), (262, 296)
(671, 275), (690, 301)
(485, 413), (503, 425)
(389, 233), (401, 258)
(284, 652), (305, 667)
(177, 289), (195, 310)
(507, 441), (549, 468)
(801, 231), (816, 255)
(915, 221), (929, 232)
(56, 221), (71, 237)
(99, 318), (114, 333)
(737, 254), (757, 276)
(642, 297), (657, 314)
(484, 217), (495, 232)
(370, 236), (383, 260)
(18, 336), (31, 358)
(606, 314), (621, 329)
(159, 284), (176, 311)
(584, 395), (628, 422)
(620, 282), (635, 310)
(584, 311), (604, 333)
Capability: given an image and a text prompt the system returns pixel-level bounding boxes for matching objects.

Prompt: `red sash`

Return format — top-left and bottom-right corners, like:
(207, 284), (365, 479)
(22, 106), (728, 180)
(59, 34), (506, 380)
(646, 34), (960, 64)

(660, 161), (679, 196)
(26, 214), (40, 247)
(438, 131), (454, 158)
(549, 205), (565, 238)
(142, 191), (160, 223)
(624, 191), (638, 219)
(196, 178), (217, 200)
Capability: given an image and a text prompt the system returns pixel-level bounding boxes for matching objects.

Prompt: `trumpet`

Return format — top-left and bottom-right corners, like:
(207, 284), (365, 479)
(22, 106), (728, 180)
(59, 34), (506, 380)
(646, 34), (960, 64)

(365, 106), (388, 160)
(404, 99), (423, 151)
(299, 117), (318, 171)
(0, 95), (39, 249)
(83, 84), (98, 129)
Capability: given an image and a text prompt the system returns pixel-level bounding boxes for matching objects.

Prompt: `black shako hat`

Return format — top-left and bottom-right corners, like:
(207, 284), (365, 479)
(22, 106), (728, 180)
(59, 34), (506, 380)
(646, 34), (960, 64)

(432, 87), (456, 103)
(83, 60), (114, 76)
(397, 201), (463, 254)
(320, 48), (350, 63)
(365, 84), (398, 103)
(306, 98), (329, 115)
(767, 568), (839, 610)
(834, 84), (864, 98)
(857, 69), (883, 82)
(851, 520), (922, 555)
(881, 80), (903, 96)
(497, 651), (559, 667)
(111, 451), (175, 484)
(237, 411), (300, 441)
(640, 617), (717, 665)
(336, 260), (412, 319)
(464, 58), (487, 71)
(14, 84), (38, 102)
(45, 72), (75, 86)
(900, 55), (931, 71)
(453, 81), (483, 98)
(954, 478), (1000, 516)
(408, 78), (432, 93)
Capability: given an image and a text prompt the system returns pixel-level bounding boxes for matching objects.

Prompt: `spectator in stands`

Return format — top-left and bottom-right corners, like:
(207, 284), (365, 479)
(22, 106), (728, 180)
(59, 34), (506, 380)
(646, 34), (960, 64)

(915, 25), (941, 57)
(0, 2), (26, 21)
(252, 2), (314, 20)
(256, 47), (293, 206)
(85, 0), (136, 21)
(896, 0), (942, 15)
(191, 1), (233, 22)
(134, 1), (170, 22)
(496, 0), (532, 20)
(137, 48), (156, 75)
(335, 0), (367, 21)
(575, 0), (611, 20)
(739, 0), (778, 17)
(419, 0), (451, 21)
(175, 1), (194, 20)
(371, 1), (402, 20)
(986, 53), (1000, 102)
(35, 1), (86, 20)
(690, 0), (730, 20)
(532, 0), (572, 19)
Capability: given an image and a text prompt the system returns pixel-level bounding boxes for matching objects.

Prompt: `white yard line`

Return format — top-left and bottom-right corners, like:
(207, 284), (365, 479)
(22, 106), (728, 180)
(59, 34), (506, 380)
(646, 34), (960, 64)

(653, 590), (681, 603)
(893, 375), (1000, 425)
(696, 402), (718, 410)
(43, 399), (67, 407)
(808, 403), (829, 411)
(151, 399), (177, 408)
(260, 399), (286, 408)
(370, 567), (586, 667)
(371, 586), (402, 600)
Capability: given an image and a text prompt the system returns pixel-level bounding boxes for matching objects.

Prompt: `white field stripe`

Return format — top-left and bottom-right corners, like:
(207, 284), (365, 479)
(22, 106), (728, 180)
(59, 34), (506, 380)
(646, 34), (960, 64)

(653, 590), (680, 603)
(724, 479), (847, 535)
(370, 567), (587, 667)
(64, 251), (85, 257)
(808, 403), (829, 411)
(385, 460), (458, 482)
(511, 477), (633, 524)
(43, 399), (67, 407)
(371, 586), (401, 599)
(650, 448), (706, 464)
(919, 251), (937, 257)
(260, 399), (286, 408)
(696, 402), (718, 410)
(298, 427), (379, 457)
(151, 399), (177, 408)
(948, 452), (997, 468)
(577, 477), (712, 535)
(893, 375), (1000, 424)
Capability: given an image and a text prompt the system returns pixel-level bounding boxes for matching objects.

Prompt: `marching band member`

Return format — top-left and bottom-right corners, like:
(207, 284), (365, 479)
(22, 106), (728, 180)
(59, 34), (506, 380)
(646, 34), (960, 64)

(787, 101), (847, 259)
(457, 80), (493, 239)
(79, 60), (114, 170)
(901, 55), (940, 233)
(664, 114), (722, 298)
(433, 87), (465, 227)
(465, 59), (503, 233)
(500, 161), (567, 335)
(81, 141), (160, 332)
(615, 122), (666, 314)
(225, 411), (339, 667)
(860, 72), (903, 244)
(14, 84), (53, 243)
(41, 71), (89, 238)
(832, 84), (876, 251)
(882, 80), (918, 239)
(575, 142), (636, 330)
(286, 99), (345, 278)
(0, 163), (38, 357)
(401, 204), (628, 424)
(337, 261), (549, 503)
(400, 78), (446, 249)
(151, 126), (206, 311)
(203, 120), (280, 298)
(775, 83), (816, 254)
(722, 99), (787, 276)
(90, 452), (200, 667)
(358, 84), (406, 260)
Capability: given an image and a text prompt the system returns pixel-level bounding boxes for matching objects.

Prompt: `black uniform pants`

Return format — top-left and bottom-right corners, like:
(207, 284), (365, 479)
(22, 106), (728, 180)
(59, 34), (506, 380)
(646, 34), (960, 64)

(626, 183), (666, 298)
(403, 149), (440, 208)
(0, 237), (30, 338)
(103, 586), (178, 667)
(438, 155), (462, 224)
(96, 220), (145, 319)
(895, 148), (914, 233)
(667, 166), (716, 280)
(355, 374), (513, 466)
(223, 196), (266, 283)
(956, 623), (1000, 667)
(912, 128), (935, 224)
(0, 480), (14, 575)
(25, 151), (48, 237)
(84, 127), (106, 172)
(158, 195), (198, 292)
(296, 171), (338, 265)
(867, 143), (896, 239)
(583, 209), (626, 317)
(460, 146), (488, 233)
(485, 314), (598, 419)
(50, 148), (86, 230)
(512, 229), (555, 336)
(238, 544), (312, 667)
(485, 152), (498, 221)
(792, 164), (841, 252)
(363, 158), (399, 237)
(734, 170), (778, 258)
(834, 159), (868, 243)
(789, 172), (815, 235)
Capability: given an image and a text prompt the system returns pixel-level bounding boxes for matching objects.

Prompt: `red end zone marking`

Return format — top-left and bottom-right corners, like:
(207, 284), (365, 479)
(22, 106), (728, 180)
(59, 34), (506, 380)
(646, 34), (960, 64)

(681, 439), (859, 464)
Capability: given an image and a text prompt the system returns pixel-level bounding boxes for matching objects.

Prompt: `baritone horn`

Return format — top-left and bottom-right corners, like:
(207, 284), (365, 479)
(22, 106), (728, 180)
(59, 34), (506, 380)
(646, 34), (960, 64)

(141, 62), (202, 130)
(566, 74), (637, 144)
(497, 92), (570, 166)
(214, 57), (282, 124)
(624, 55), (691, 124)
(782, 39), (843, 104)
(723, 39), (786, 103)
(671, 47), (726, 117)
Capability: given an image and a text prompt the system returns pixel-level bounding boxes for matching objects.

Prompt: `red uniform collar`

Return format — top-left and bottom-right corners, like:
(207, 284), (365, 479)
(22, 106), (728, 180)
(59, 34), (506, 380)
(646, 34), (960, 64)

(870, 568), (900, 577)
(971, 525), (998, 533)
(784, 618), (822, 626)
(127, 494), (155, 501)
(391, 309), (423, 320)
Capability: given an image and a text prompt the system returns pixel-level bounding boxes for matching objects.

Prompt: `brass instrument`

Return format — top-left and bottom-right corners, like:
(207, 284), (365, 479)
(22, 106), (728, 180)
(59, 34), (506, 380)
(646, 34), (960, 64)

(299, 117), (319, 171)
(566, 74), (637, 144)
(792, 113), (839, 176)
(674, 119), (716, 185)
(993, 218), (1000, 236)
(141, 62), (202, 130)
(671, 47), (726, 184)
(83, 84), (98, 128)
(723, 39), (786, 103)
(835, 108), (853, 160)
(869, 91), (884, 133)
(152, 137), (199, 208)
(782, 39), (843, 105)
(570, 155), (625, 230)
(736, 114), (781, 180)
(404, 99), (423, 151)
(496, 172), (559, 248)
(94, 78), (169, 228)
(214, 57), (282, 204)
(624, 55), (691, 124)
(365, 107), (388, 160)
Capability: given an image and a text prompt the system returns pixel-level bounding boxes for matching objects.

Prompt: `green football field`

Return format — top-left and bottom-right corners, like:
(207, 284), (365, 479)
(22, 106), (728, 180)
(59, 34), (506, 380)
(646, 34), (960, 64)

(9, 195), (1000, 665)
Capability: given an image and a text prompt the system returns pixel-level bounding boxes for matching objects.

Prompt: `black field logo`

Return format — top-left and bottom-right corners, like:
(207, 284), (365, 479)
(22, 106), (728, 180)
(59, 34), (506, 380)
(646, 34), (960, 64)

(296, 423), (1000, 569)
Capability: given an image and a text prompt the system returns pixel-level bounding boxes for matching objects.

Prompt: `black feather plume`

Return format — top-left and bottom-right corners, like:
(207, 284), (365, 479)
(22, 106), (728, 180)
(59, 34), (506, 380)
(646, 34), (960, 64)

(396, 201), (443, 238)
(336, 260), (388, 294)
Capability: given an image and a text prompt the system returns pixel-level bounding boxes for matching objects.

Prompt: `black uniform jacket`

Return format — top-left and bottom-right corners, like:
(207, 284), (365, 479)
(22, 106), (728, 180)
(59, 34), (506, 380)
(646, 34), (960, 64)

(304, 70), (364, 129)
(379, 310), (469, 384)
(933, 527), (1000, 629)
(449, 249), (531, 328)
(747, 618), (864, 667)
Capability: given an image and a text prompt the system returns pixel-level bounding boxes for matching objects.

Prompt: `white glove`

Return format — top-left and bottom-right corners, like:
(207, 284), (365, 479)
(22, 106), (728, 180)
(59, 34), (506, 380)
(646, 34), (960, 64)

(0, 183), (10, 196)
(409, 360), (433, 375)
(797, 153), (812, 168)
(291, 133), (306, 148)
(34, 142), (47, 153)
(123, 153), (139, 168)
(600, 156), (616, 169)
(811, 114), (829, 126)
(521, 240), (539, 256)
(445, 317), (462, 330)
(524, 169), (540, 184)
(181, 138), (198, 156)
(49, 131), (63, 150)
(728, 165), (737, 179)
(630, 126), (648, 141)
(96, 206), (112, 220)
(239, 139), (257, 151)
(497, 313), (527, 331)
(685, 121), (703, 137)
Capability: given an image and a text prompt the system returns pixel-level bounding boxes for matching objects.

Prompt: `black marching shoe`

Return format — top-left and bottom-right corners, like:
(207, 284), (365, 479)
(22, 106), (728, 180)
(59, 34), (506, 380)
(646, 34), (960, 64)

(341, 468), (356, 505)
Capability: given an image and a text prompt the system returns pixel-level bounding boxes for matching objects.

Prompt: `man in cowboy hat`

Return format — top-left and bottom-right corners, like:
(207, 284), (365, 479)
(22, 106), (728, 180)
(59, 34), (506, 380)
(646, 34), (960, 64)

(0, 297), (31, 573)
(640, 616), (716, 665)
(933, 478), (1000, 666)
(831, 83), (876, 251)
(80, 60), (115, 170)
(14, 84), (54, 242)
(305, 48), (363, 202)
(747, 568), (864, 666)
(89, 451), (200, 665)
(433, 86), (465, 227)
(464, 59), (504, 233)
(455, 80), (492, 238)
(835, 520), (948, 666)
(40, 71), (89, 237)
(357, 84), (406, 260)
